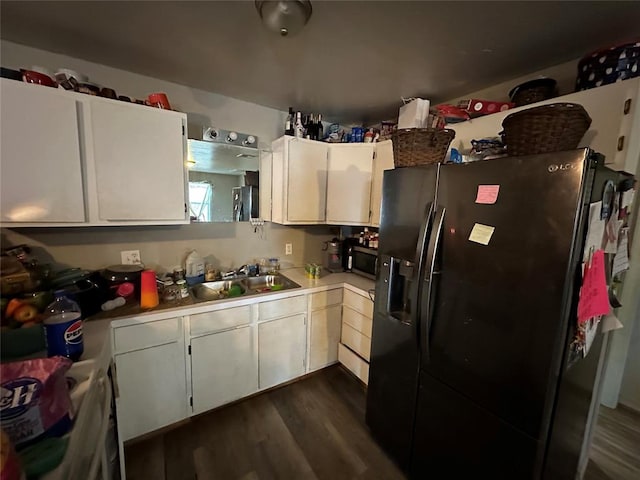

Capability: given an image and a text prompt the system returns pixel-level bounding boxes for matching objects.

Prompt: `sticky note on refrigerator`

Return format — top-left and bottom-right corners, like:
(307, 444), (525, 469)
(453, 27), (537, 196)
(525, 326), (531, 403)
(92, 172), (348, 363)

(468, 223), (495, 245)
(475, 185), (500, 204)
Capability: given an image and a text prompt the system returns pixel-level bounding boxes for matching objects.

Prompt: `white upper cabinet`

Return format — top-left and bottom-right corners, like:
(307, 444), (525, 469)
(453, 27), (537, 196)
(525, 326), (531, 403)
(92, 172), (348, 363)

(370, 140), (395, 227)
(447, 78), (640, 173)
(89, 100), (187, 221)
(271, 136), (328, 224)
(326, 144), (374, 225)
(0, 80), (86, 223)
(0, 79), (189, 226)
(269, 136), (393, 226)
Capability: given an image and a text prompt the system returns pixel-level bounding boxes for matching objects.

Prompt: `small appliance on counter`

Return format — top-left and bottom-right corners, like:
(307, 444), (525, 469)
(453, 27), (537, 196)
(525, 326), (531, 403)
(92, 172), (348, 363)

(322, 238), (343, 273)
(102, 264), (143, 302)
(342, 238), (377, 279)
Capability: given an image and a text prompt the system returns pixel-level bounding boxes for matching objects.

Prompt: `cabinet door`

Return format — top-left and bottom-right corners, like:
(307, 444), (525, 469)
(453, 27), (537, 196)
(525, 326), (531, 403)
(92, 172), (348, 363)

(259, 150), (272, 221)
(326, 144), (374, 225)
(309, 304), (342, 371)
(258, 314), (306, 389)
(370, 140), (395, 227)
(114, 341), (187, 441)
(0, 80), (85, 223)
(287, 139), (328, 223)
(191, 326), (257, 415)
(89, 101), (187, 221)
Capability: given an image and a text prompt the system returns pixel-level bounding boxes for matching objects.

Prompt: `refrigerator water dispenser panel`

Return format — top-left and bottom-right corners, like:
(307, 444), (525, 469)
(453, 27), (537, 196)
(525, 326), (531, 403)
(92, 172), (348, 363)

(378, 255), (414, 325)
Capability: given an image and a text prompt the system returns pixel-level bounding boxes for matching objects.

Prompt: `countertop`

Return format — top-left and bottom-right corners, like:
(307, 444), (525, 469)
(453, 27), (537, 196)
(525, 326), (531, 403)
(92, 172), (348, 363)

(77, 269), (374, 364)
(86, 269), (375, 328)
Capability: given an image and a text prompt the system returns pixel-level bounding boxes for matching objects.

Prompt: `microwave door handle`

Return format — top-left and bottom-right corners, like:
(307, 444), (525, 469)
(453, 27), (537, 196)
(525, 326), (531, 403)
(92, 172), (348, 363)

(421, 205), (445, 363)
(409, 202), (433, 329)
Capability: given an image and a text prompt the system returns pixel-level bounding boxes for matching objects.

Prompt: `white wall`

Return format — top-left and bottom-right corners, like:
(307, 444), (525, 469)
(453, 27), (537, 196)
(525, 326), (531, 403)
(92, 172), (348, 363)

(0, 40), (335, 273)
(620, 302), (640, 411)
(442, 59), (579, 105)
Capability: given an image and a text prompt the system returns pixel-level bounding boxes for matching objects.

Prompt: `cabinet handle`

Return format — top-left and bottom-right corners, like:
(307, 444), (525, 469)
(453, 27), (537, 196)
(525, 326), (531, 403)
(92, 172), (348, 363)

(618, 136), (625, 152)
(623, 98), (632, 115)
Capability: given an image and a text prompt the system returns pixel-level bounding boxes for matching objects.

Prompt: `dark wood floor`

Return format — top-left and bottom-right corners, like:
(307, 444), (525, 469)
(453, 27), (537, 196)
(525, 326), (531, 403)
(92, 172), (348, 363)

(125, 366), (404, 480)
(125, 366), (639, 480)
(585, 405), (640, 480)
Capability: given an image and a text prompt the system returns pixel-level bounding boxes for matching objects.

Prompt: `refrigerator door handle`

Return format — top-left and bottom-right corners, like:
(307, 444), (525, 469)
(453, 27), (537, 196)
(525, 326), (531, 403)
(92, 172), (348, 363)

(421, 205), (445, 361)
(409, 202), (434, 328)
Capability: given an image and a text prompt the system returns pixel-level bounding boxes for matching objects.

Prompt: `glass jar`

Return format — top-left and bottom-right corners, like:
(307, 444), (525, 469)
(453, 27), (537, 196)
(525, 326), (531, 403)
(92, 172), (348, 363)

(162, 280), (178, 303)
(176, 279), (189, 299)
(269, 257), (280, 274)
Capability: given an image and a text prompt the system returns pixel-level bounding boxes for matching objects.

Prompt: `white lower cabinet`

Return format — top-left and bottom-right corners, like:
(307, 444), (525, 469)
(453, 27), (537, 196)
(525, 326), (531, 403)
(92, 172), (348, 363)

(114, 333), (187, 441)
(258, 314), (306, 389)
(338, 288), (374, 385)
(190, 326), (258, 415)
(308, 288), (344, 372)
(309, 304), (342, 371)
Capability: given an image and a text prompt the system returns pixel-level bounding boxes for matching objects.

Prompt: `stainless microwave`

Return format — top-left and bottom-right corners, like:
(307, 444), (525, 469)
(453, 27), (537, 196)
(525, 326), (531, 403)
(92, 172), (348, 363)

(350, 246), (377, 280)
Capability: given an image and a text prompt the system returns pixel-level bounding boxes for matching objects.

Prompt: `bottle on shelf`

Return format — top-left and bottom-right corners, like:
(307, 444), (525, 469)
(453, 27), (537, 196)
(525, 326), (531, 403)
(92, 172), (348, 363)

(285, 107), (294, 136)
(317, 114), (324, 140)
(363, 227), (370, 248)
(294, 111), (304, 138)
(359, 230), (364, 245)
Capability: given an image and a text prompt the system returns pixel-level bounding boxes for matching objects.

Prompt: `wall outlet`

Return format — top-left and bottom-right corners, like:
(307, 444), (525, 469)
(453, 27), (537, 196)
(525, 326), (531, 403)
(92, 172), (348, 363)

(121, 250), (141, 265)
(285, 243), (293, 255)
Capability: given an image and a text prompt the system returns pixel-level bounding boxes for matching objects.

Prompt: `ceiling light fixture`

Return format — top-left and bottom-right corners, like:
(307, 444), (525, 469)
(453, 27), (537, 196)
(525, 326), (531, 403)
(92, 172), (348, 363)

(255, 1), (312, 37)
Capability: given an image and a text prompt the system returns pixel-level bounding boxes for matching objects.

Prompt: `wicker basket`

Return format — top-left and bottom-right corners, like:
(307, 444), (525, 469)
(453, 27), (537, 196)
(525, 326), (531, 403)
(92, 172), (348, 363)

(501, 103), (592, 157)
(508, 78), (558, 107)
(391, 128), (455, 167)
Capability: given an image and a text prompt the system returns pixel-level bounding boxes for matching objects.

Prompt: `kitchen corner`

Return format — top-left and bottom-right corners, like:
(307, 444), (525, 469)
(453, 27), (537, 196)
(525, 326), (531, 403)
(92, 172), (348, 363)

(95, 267), (374, 476)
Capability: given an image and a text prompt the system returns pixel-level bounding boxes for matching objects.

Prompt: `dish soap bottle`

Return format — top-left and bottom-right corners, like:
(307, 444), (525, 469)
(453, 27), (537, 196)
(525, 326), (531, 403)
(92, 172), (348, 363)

(185, 250), (205, 285)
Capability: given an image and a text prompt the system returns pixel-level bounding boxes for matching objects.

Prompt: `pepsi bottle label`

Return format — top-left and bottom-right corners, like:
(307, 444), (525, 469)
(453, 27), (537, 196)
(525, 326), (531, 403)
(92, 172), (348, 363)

(44, 313), (84, 361)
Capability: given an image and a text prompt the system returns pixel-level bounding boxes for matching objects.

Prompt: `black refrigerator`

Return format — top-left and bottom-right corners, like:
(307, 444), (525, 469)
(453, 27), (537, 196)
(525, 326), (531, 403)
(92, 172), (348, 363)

(365, 149), (629, 479)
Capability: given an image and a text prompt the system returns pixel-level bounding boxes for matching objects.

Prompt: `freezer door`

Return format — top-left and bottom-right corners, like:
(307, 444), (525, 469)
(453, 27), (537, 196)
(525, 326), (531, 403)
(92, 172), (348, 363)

(420, 149), (593, 439)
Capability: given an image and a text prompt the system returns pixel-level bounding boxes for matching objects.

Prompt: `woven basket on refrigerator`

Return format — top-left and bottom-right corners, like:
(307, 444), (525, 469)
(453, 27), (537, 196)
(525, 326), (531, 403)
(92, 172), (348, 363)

(391, 128), (455, 167)
(501, 103), (592, 157)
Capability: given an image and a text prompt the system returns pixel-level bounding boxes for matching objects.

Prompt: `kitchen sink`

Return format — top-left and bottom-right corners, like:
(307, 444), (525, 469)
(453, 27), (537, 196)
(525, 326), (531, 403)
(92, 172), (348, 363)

(243, 274), (299, 293)
(191, 274), (300, 301)
(191, 279), (246, 301)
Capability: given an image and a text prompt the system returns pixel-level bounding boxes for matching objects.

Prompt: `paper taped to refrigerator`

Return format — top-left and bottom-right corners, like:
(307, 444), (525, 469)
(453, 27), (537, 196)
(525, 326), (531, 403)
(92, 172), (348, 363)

(468, 223), (495, 245)
(583, 201), (605, 262)
(475, 185), (500, 204)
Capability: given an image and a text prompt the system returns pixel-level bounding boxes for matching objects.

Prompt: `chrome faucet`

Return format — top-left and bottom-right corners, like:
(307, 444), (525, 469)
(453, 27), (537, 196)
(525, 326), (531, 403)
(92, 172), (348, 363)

(221, 265), (249, 279)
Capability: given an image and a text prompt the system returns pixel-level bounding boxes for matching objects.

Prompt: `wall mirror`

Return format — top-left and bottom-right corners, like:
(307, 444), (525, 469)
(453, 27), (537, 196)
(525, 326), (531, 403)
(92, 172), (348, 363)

(187, 129), (261, 223)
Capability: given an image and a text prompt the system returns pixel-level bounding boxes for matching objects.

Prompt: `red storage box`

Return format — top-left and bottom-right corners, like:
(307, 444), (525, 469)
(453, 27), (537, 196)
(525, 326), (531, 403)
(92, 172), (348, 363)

(457, 99), (514, 117)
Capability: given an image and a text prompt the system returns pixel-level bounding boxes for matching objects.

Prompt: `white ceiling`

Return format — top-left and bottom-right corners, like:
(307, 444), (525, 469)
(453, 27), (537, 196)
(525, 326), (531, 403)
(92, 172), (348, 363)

(2, 1), (640, 122)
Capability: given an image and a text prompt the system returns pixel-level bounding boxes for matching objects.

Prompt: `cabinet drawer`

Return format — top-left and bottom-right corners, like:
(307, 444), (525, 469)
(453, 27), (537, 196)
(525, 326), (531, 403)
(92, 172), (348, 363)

(114, 317), (181, 353)
(310, 288), (343, 310)
(343, 289), (373, 318)
(341, 323), (371, 361)
(258, 295), (307, 321)
(338, 343), (369, 385)
(190, 305), (251, 336)
(342, 306), (372, 338)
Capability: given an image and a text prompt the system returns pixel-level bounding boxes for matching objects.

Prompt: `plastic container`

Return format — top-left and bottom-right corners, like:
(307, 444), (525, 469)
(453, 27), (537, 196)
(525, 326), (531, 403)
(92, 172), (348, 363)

(185, 250), (205, 285)
(43, 292), (84, 361)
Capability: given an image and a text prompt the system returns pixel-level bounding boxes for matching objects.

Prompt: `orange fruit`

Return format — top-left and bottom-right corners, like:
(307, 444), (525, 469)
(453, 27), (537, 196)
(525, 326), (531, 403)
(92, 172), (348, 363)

(13, 304), (38, 323)
(4, 298), (24, 318)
